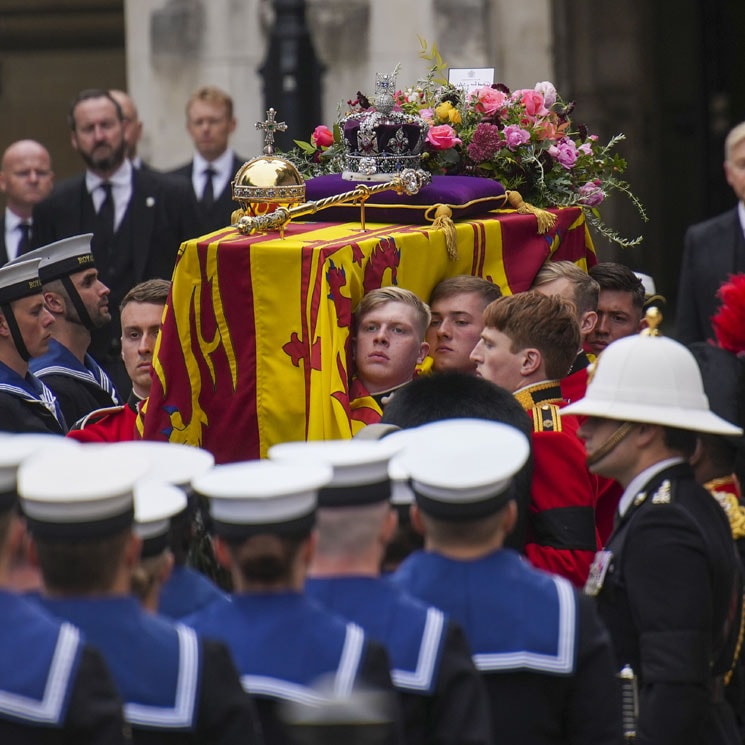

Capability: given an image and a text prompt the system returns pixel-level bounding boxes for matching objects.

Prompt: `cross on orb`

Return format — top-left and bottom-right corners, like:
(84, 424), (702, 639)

(256, 108), (288, 155)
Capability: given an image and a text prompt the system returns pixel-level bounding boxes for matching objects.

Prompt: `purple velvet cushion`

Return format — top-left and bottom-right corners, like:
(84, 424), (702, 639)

(302, 174), (507, 224)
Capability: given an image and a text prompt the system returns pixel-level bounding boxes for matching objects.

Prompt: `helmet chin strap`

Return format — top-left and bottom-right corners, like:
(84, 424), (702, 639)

(1, 303), (30, 362)
(60, 275), (95, 331)
(586, 421), (635, 467)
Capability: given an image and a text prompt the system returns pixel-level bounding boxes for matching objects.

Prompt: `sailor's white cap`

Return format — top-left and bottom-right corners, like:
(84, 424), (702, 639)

(268, 439), (401, 507)
(192, 459), (333, 540)
(391, 419), (530, 520)
(19, 448), (149, 540)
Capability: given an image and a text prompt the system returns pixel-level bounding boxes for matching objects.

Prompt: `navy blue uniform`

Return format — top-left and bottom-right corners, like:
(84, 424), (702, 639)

(31, 339), (120, 426)
(186, 591), (399, 745)
(41, 595), (261, 745)
(590, 463), (743, 745)
(158, 565), (229, 620)
(0, 360), (65, 433)
(306, 575), (492, 745)
(393, 548), (623, 745)
(0, 590), (128, 744)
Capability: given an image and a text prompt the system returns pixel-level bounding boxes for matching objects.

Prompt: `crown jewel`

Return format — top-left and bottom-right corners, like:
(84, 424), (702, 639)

(341, 71), (429, 182)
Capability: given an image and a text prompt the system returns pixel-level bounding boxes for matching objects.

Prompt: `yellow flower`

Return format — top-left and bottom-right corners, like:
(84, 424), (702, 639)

(448, 108), (462, 125)
(435, 101), (454, 123)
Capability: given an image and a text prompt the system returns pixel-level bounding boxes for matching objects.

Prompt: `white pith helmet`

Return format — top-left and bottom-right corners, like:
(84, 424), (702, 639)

(562, 335), (743, 436)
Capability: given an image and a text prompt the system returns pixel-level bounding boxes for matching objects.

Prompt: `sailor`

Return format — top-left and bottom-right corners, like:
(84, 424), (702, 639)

(19, 446), (263, 745)
(131, 480), (188, 612)
(103, 439), (228, 618)
(20, 233), (119, 425)
(391, 418), (624, 745)
(269, 438), (493, 745)
(187, 457), (402, 745)
(0, 258), (66, 433)
(0, 434), (129, 743)
(563, 334), (744, 745)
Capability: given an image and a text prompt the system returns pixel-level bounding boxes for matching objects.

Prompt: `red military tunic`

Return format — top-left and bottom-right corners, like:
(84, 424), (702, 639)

(514, 380), (600, 587)
(66, 395), (140, 443)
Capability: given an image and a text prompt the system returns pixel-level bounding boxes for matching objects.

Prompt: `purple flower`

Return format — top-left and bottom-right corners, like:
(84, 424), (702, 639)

(503, 125), (531, 151)
(548, 137), (579, 169)
(578, 180), (605, 206)
(467, 122), (501, 163)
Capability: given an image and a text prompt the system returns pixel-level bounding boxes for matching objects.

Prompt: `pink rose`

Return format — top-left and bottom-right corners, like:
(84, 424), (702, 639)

(473, 86), (507, 117)
(502, 124), (531, 151)
(578, 180), (605, 207)
(548, 137), (578, 169)
(519, 90), (549, 118)
(426, 124), (462, 151)
(311, 125), (334, 148)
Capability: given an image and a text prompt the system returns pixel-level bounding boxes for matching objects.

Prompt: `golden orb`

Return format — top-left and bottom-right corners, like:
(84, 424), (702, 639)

(231, 156), (305, 218)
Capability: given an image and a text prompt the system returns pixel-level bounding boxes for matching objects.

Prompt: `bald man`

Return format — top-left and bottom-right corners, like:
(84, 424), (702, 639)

(0, 140), (54, 263)
(109, 89), (149, 170)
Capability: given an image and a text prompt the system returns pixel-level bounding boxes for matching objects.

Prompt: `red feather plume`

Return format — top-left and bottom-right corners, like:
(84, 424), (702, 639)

(712, 273), (745, 355)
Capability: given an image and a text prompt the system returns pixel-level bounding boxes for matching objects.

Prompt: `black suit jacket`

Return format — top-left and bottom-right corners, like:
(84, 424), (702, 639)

(595, 463), (742, 745)
(30, 167), (200, 395)
(167, 154), (244, 236)
(677, 207), (745, 344)
(31, 167), (197, 285)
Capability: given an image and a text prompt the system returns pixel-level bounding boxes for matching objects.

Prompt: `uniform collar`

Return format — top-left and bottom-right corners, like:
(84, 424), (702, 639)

(513, 380), (563, 410)
(618, 457), (685, 517)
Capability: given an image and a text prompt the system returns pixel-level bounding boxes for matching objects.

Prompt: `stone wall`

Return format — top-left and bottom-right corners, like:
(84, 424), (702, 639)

(126, 0), (552, 169)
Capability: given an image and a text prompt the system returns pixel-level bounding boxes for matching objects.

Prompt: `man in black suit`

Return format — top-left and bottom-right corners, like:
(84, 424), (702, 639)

(167, 85), (245, 236)
(564, 334), (744, 745)
(678, 121), (745, 344)
(109, 88), (151, 171)
(0, 139), (54, 264)
(31, 88), (197, 395)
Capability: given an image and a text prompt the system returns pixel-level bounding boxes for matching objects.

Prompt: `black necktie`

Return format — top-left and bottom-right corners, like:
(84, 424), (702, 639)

(97, 182), (115, 243)
(201, 167), (215, 209)
(17, 222), (31, 256)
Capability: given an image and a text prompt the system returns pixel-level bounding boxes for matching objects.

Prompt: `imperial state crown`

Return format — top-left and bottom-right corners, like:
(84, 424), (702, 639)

(341, 72), (429, 182)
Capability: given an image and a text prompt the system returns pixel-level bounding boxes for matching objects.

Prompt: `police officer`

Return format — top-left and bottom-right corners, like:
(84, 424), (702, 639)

(188, 458), (402, 745)
(0, 435), (129, 743)
(391, 418), (624, 745)
(0, 259), (65, 433)
(564, 334), (744, 745)
(270, 438), (493, 745)
(18, 446), (263, 745)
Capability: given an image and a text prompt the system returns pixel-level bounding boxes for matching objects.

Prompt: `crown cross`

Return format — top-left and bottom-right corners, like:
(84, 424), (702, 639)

(256, 108), (288, 155)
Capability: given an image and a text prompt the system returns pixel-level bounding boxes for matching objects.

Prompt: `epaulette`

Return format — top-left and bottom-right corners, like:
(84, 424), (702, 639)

(529, 403), (563, 433)
(71, 405), (126, 431)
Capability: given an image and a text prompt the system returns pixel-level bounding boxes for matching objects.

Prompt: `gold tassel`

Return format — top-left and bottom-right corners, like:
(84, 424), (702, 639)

(506, 191), (557, 234)
(431, 205), (458, 261)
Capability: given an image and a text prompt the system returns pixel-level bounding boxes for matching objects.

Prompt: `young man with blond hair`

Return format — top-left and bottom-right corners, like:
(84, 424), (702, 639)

(350, 287), (430, 430)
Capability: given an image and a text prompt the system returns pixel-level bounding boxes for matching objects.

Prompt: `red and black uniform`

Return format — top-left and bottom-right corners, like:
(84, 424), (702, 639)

(66, 393), (141, 444)
(515, 380), (600, 587)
